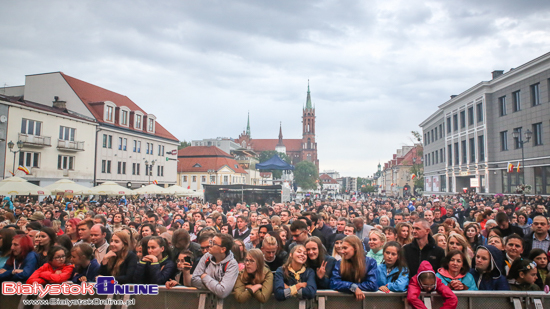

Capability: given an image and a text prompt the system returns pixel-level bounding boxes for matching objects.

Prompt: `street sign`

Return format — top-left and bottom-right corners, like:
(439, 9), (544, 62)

(167, 149), (177, 155)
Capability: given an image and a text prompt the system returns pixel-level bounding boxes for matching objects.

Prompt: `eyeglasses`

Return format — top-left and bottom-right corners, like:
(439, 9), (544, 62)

(200, 245), (212, 251)
(291, 231), (305, 239)
(53, 255), (66, 260)
(420, 283), (435, 289)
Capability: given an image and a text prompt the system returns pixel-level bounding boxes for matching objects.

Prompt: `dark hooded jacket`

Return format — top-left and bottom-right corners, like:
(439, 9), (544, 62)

(468, 245), (509, 291)
(407, 261), (457, 309)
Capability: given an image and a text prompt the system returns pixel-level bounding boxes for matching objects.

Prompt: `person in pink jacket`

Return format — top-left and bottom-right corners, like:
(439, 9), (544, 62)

(407, 261), (458, 309)
(27, 246), (74, 285)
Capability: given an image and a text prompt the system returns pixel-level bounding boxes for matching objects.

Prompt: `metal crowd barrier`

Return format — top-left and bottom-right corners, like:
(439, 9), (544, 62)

(2, 286), (550, 309)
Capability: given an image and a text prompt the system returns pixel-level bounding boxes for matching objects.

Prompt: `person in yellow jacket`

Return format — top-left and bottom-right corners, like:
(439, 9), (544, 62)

(233, 249), (273, 303)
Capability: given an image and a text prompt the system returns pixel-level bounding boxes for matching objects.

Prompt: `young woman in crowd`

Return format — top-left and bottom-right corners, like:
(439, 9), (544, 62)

(433, 233), (447, 250)
(528, 249), (549, 289)
(367, 229), (386, 264)
(274, 244), (317, 301)
(332, 234), (346, 261)
(35, 227), (57, 267)
(515, 212), (532, 236)
(166, 250), (194, 288)
(0, 235), (38, 283)
(27, 246), (74, 284)
(99, 231), (137, 284)
(234, 249), (273, 303)
(446, 233), (473, 266)
(330, 235), (378, 300)
(376, 241), (409, 293)
(0, 229), (15, 268)
(232, 242), (246, 271)
(464, 223), (485, 252)
(65, 218), (81, 243)
(395, 223), (412, 246)
(305, 236), (335, 289)
(507, 258), (540, 291)
(469, 245), (509, 290)
(70, 243), (100, 283)
(138, 223), (157, 240)
(487, 235), (505, 251)
(436, 250), (477, 290)
(112, 213), (126, 233)
(134, 236), (175, 285)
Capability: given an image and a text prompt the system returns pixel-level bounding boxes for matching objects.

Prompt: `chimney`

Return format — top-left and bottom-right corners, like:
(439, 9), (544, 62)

(52, 96), (67, 110)
(492, 70), (504, 79)
(450, 95), (457, 99)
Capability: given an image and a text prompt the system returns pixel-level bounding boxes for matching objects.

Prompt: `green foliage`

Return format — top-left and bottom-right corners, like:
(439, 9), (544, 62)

(178, 141), (191, 150)
(411, 131), (422, 143)
(410, 161), (424, 191)
(258, 151), (291, 179)
(361, 185), (376, 193)
(294, 161), (319, 190)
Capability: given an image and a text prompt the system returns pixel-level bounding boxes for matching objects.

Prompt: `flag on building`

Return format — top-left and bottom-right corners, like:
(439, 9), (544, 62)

(411, 174), (416, 180)
(18, 166), (30, 175)
(507, 162), (514, 173)
(152, 180), (158, 185)
(517, 161), (521, 173)
(9, 171), (14, 176)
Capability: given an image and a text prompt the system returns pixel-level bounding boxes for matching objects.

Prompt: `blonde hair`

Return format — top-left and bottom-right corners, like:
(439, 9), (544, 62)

(396, 222), (413, 245)
(241, 249), (266, 285)
(446, 233), (472, 266)
(369, 229), (387, 246)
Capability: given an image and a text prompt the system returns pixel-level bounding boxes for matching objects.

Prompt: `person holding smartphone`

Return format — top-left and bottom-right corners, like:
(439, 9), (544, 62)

(166, 250), (194, 288)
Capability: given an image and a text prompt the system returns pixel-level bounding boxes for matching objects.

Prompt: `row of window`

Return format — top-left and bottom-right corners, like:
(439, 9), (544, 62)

(424, 135), (486, 167)
(104, 106), (155, 132)
(21, 119), (78, 142)
(424, 123), (444, 145)
(502, 166), (550, 194)
(101, 160), (165, 176)
(498, 82), (542, 117)
(102, 134), (166, 156)
(500, 123), (543, 151)
(425, 103), (484, 146)
(18, 152), (74, 170)
(182, 175), (246, 183)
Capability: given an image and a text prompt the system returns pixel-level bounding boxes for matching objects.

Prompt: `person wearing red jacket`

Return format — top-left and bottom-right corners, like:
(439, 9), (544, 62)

(27, 246), (74, 285)
(407, 261), (457, 309)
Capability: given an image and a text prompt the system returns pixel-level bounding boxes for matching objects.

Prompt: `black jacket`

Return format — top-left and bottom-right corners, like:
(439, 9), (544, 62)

(133, 255), (176, 285)
(493, 224), (524, 238)
(99, 251), (138, 284)
(403, 234), (445, 277)
(265, 251), (288, 272)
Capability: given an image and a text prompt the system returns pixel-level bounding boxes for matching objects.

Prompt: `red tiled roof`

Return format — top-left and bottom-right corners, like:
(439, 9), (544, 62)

(177, 146), (247, 174)
(249, 139), (302, 152)
(320, 174), (338, 184)
(60, 72), (178, 142)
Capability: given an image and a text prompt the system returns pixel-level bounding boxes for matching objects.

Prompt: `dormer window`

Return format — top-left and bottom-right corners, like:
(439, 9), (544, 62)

(148, 118), (154, 132)
(193, 163), (202, 168)
(135, 114), (142, 129)
(121, 110), (128, 126)
(106, 106), (114, 122)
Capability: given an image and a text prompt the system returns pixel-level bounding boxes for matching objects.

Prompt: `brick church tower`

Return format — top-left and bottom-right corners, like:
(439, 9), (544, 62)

(302, 81), (319, 169)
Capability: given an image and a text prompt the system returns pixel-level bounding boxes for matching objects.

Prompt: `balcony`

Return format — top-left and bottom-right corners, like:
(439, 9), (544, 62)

(57, 139), (85, 151)
(18, 133), (51, 147)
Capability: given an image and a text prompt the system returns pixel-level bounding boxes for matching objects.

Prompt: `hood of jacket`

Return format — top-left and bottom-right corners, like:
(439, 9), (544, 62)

(416, 260), (437, 290)
(474, 245), (504, 279)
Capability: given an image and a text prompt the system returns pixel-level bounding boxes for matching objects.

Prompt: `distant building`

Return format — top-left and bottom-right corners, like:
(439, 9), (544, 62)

(320, 174), (340, 194)
(339, 177), (357, 193)
(379, 145), (422, 197)
(322, 170), (340, 181)
(191, 137), (241, 155)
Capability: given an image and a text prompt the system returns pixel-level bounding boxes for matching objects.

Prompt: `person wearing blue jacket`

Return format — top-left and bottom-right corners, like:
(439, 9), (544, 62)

(0, 234), (39, 283)
(134, 236), (176, 285)
(305, 237), (336, 289)
(376, 242), (409, 292)
(274, 244), (317, 300)
(70, 243), (100, 283)
(436, 250), (478, 291)
(469, 245), (510, 290)
(330, 235), (378, 300)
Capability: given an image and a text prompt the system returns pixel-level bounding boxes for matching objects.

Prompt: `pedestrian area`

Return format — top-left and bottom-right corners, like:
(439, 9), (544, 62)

(2, 287), (549, 309)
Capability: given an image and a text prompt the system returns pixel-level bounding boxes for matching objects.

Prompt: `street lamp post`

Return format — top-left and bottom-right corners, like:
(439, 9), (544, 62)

(512, 129), (532, 178)
(7, 140), (24, 177)
(144, 159), (156, 184)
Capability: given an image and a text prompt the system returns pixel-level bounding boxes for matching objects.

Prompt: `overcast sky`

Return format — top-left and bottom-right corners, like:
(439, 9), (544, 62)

(1, 1), (550, 177)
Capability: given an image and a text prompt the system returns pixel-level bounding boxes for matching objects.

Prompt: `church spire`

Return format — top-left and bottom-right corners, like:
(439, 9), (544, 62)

(277, 122), (284, 146)
(246, 111), (251, 137)
(305, 80), (313, 110)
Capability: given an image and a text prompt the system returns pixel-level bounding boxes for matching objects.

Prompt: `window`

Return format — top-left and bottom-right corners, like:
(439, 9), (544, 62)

(439, 124), (443, 138)
(426, 132), (430, 145)
(453, 114), (458, 131)
(192, 176), (197, 182)
(513, 127), (522, 149)
(148, 118), (154, 131)
(133, 140), (137, 152)
(533, 122), (543, 146)
(431, 129), (434, 143)
(158, 145), (162, 156)
(476, 102), (483, 122)
(107, 135), (112, 149)
(454, 142), (459, 165)
(499, 96), (507, 116)
(117, 162), (127, 174)
(138, 141), (141, 153)
(103, 134), (107, 148)
(502, 170), (524, 194)
(469, 138), (475, 163)
(106, 106), (114, 121)
(461, 140), (467, 164)
(425, 155), (428, 166)
(119, 137), (123, 150)
(500, 131), (508, 151)
(146, 143), (150, 154)
(531, 83), (540, 106)
(135, 115), (142, 129)
(478, 135), (485, 162)
(19, 152), (39, 168)
(447, 117), (451, 133)
(468, 107), (474, 125)
(59, 126), (75, 141)
(118, 162), (122, 174)
(431, 152), (434, 165)
(534, 167), (550, 195)
(21, 119), (42, 136)
(101, 160), (111, 173)
(202, 176), (206, 182)
(210, 176), (215, 183)
(440, 148), (444, 163)
(157, 166), (164, 177)
(123, 138), (127, 151)
(121, 110), (128, 125)
(440, 175), (447, 192)
(58, 155), (74, 170)
(132, 163), (141, 175)
(434, 127), (438, 141)
(512, 91), (521, 112)
(183, 176), (188, 182)
(435, 150), (438, 164)
(151, 143), (153, 155)
(460, 111), (465, 128)
(448, 144), (452, 165)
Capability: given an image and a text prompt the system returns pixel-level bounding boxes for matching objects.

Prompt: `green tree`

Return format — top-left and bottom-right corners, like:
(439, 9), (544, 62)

(294, 161), (319, 191)
(258, 151), (291, 179)
(361, 185), (376, 193)
(411, 131), (422, 143)
(178, 140), (191, 150)
(409, 148), (424, 192)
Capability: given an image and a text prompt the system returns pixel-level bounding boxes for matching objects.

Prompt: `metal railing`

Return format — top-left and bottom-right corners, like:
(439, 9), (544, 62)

(57, 139), (85, 151)
(2, 286), (549, 309)
(18, 133), (51, 147)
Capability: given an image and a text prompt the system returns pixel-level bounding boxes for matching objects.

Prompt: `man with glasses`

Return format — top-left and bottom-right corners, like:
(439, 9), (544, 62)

(286, 220), (309, 252)
(191, 233), (239, 299)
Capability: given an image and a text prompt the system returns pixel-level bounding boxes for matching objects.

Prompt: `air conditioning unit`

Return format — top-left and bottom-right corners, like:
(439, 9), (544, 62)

(63, 169), (69, 177)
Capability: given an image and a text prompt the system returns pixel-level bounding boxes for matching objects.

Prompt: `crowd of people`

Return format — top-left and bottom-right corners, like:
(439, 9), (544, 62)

(1, 193), (550, 309)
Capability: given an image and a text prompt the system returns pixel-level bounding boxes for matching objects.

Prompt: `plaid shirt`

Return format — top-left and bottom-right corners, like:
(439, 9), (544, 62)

(532, 233), (550, 252)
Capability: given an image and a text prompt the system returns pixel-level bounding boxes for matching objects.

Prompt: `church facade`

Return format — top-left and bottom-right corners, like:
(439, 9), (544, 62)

(235, 84), (319, 169)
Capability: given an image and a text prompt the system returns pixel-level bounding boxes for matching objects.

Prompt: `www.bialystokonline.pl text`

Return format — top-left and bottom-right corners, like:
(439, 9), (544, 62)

(22, 297), (136, 307)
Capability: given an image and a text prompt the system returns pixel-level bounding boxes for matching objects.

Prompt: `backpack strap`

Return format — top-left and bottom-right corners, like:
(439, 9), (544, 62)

(204, 257), (229, 273)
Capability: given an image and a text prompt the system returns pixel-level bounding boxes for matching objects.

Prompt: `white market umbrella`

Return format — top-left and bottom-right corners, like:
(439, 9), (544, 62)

(134, 184), (171, 195)
(44, 179), (93, 195)
(166, 185), (195, 196)
(90, 181), (135, 196)
(0, 176), (51, 195)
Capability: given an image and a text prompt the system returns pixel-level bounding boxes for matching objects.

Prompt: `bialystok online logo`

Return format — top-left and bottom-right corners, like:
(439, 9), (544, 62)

(2, 276), (159, 298)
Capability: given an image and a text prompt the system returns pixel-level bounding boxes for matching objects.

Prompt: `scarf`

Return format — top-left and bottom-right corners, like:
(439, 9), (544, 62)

(288, 265), (306, 296)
